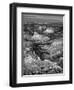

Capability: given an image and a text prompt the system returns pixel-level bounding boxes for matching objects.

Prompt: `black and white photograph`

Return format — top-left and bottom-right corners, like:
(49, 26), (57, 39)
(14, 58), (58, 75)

(22, 13), (63, 75)
(10, 3), (72, 87)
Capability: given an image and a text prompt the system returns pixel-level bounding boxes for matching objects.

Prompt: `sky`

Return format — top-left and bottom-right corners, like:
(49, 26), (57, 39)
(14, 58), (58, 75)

(22, 13), (63, 24)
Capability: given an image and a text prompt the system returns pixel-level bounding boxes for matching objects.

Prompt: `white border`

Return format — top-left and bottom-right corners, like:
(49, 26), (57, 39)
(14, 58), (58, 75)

(17, 7), (70, 83)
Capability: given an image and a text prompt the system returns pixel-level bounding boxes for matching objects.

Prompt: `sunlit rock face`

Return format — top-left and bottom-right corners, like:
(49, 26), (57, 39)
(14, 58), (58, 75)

(43, 27), (54, 34)
(48, 39), (63, 59)
(22, 22), (63, 75)
(31, 32), (50, 43)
